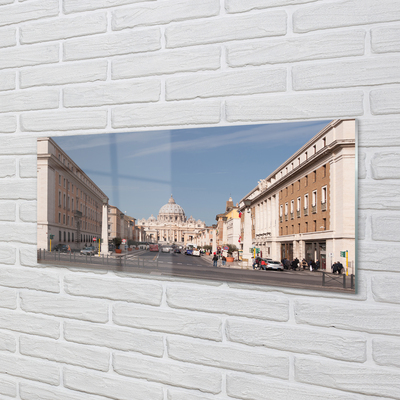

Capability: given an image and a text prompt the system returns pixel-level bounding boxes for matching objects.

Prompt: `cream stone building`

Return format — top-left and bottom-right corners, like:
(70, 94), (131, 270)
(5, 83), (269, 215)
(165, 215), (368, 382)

(239, 119), (356, 272)
(138, 195), (206, 245)
(37, 138), (108, 251)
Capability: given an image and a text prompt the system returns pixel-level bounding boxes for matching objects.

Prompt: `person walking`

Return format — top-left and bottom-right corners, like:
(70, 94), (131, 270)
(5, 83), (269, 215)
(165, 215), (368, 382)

(222, 255), (226, 266)
(212, 252), (218, 267)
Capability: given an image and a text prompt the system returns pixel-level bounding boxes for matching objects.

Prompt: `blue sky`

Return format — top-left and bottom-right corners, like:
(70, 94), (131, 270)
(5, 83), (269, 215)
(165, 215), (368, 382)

(54, 120), (330, 225)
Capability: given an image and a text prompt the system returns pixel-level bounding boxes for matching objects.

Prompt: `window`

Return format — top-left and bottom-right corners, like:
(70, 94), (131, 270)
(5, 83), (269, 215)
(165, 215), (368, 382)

(313, 170), (317, 182)
(292, 225), (294, 234)
(305, 175), (308, 187)
(298, 223), (301, 233)
(313, 145), (316, 154)
(285, 203), (288, 215)
(285, 187), (288, 196)
(323, 218), (326, 230)
(63, 231), (66, 242)
(298, 157), (300, 165)
(59, 231), (61, 241)
(58, 213), (61, 223)
(67, 196), (70, 210)
(305, 151), (308, 160)
(58, 191), (61, 207)
(63, 214), (65, 224)
(68, 232), (70, 242)
(71, 198), (74, 211)
(304, 194), (309, 209)
(291, 183), (294, 194)
(297, 197), (301, 211)
(63, 178), (66, 188)
(323, 164), (327, 178)
(313, 220), (317, 231)
(321, 186), (327, 203)
(63, 194), (66, 209)
(280, 205), (283, 217)
(291, 200), (294, 212)
(298, 179), (300, 190)
(323, 137), (326, 147)
(71, 184), (74, 194)
(67, 182), (70, 191)
(305, 222), (308, 232)
(312, 191), (317, 213)
(59, 175), (61, 185)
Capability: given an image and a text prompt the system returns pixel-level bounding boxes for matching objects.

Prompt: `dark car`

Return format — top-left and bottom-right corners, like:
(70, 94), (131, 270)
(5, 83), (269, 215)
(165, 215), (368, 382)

(174, 248), (181, 253)
(53, 244), (69, 253)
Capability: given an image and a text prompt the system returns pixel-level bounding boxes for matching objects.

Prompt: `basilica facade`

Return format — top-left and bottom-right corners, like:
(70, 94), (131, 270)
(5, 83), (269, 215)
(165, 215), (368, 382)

(138, 195), (206, 245)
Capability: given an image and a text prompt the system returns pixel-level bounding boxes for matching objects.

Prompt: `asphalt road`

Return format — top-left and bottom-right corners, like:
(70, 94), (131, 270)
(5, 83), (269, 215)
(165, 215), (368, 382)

(39, 248), (355, 293)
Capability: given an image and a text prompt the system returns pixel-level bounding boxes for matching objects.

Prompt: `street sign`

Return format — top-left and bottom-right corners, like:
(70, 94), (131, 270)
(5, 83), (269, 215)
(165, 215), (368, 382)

(223, 246), (229, 250)
(340, 251), (346, 257)
(93, 237), (97, 241)
(122, 239), (126, 244)
(49, 234), (54, 239)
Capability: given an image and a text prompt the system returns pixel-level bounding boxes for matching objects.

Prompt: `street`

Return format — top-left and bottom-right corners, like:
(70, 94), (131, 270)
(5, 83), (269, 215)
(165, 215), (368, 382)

(38, 248), (355, 293)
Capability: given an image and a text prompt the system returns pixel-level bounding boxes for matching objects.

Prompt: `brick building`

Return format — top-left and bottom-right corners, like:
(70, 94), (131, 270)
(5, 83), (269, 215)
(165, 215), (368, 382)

(240, 119), (356, 271)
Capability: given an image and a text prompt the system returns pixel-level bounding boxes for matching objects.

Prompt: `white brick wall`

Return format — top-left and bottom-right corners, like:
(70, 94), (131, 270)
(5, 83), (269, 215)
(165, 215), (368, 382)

(1, 1), (399, 399)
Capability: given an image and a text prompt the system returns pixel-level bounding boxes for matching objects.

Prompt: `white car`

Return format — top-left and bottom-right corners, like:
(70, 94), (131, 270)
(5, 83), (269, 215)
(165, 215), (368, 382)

(192, 249), (200, 257)
(162, 246), (171, 253)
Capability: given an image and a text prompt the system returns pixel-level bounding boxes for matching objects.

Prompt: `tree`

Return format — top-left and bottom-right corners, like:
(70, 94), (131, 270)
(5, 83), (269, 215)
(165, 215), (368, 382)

(112, 237), (122, 249)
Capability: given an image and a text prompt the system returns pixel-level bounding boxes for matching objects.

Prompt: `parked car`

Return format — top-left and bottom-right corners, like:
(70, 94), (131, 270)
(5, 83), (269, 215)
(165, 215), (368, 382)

(53, 244), (69, 253)
(192, 249), (201, 257)
(80, 246), (96, 256)
(264, 260), (284, 271)
(162, 246), (172, 253)
(174, 248), (181, 253)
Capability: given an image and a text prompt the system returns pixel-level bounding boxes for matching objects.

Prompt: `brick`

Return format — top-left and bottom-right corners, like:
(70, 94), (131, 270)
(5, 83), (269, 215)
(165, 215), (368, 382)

(0, 353), (60, 385)
(226, 371), (361, 400)
(19, 201), (37, 222)
(167, 285), (289, 321)
(226, 319), (366, 363)
(0, 244), (16, 265)
(226, 0), (316, 13)
(373, 337), (400, 368)
(0, 0), (13, 5)
(372, 214), (400, 242)
(0, 375), (16, 398)
(371, 152), (400, 179)
(21, 109), (108, 132)
(21, 60), (107, 89)
(64, 79), (160, 107)
(64, 320), (164, 357)
(20, 382), (113, 400)
(294, 299), (400, 335)
(0, 157), (15, 177)
(19, 157), (37, 178)
(0, 88), (59, 113)
(226, 91), (363, 122)
(20, 335), (110, 371)
(19, 245), (39, 267)
(20, 291), (109, 323)
(167, 336), (289, 378)
(0, 0), (58, 27)
(359, 181), (400, 210)
(372, 24), (400, 53)
(167, 389), (225, 400)
(293, 56), (400, 91)
(0, 201), (16, 221)
(0, 115), (17, 133)
(372, 275), (400, 304)
(64, 0), (157, 14)
(358, 152), (366, 179)
(20, 12), (107, 44)
(295, 356), (400, 399)
(0, 70), (15, 91)
(112, 46), (221, 79)
(166, 10), (287, 48)
(0, 286), (17, 309)
(0, 266), (59, 292)
(358, 117), (400, 147)
(64, 28), (161, 61)
(370, 87), (400, 115)
(358, 211), (367, 240)
(112, 0), (219, 30)
(0, 308), (59, 338)
(112, 100), (221, 128)
(0, 42), (58, 70)
(227, 30), (365, 67)
(358, 241), (400, 272)
(64, 367), (163, 400)
(0, 26), (15, 48)
(166, 68), (286, 100)
(0, 222), (36, 242)
(113, 303), (222, 341)
(293, 0), (400, 33)
(0, 330), (16, 352)
(113, 353), (222, 394)
(64, 274), (163, 305)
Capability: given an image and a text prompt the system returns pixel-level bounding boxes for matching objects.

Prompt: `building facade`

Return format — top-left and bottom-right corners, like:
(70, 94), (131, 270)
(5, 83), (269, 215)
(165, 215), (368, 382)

(138, 195), (206, 245)
(37, 138), (108, 250)
(240, 119), (356, 272)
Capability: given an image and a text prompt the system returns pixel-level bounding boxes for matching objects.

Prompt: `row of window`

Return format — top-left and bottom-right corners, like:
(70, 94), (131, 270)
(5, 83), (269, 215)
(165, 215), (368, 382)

(57, 191), (99, 220)
(58, 230), (97, 243)
(58, 212), (99, 232)
(280, 187), (327, 219)
(280, 218), (327, 235)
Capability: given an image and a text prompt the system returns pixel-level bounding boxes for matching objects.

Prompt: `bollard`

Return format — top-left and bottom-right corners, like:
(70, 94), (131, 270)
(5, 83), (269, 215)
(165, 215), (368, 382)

(351, 274), (354, 289)
(343, 274), (346, 289)
(322, 271), (325, 286)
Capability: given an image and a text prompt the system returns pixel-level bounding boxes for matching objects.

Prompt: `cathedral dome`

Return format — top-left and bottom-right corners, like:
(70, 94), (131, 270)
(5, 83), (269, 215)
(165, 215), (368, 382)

(158, 195), (186, 217)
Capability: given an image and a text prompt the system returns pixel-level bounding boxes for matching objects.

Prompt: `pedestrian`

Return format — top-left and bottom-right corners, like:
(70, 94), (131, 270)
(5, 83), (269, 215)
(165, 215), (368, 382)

(212, 252), (218, 267)
(260, 259), (266, 270)
(301, 258), (308, 270)
(315, 259), (320, 271)
(291, 258), (298, 270)
(222, 255), (226, 266)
